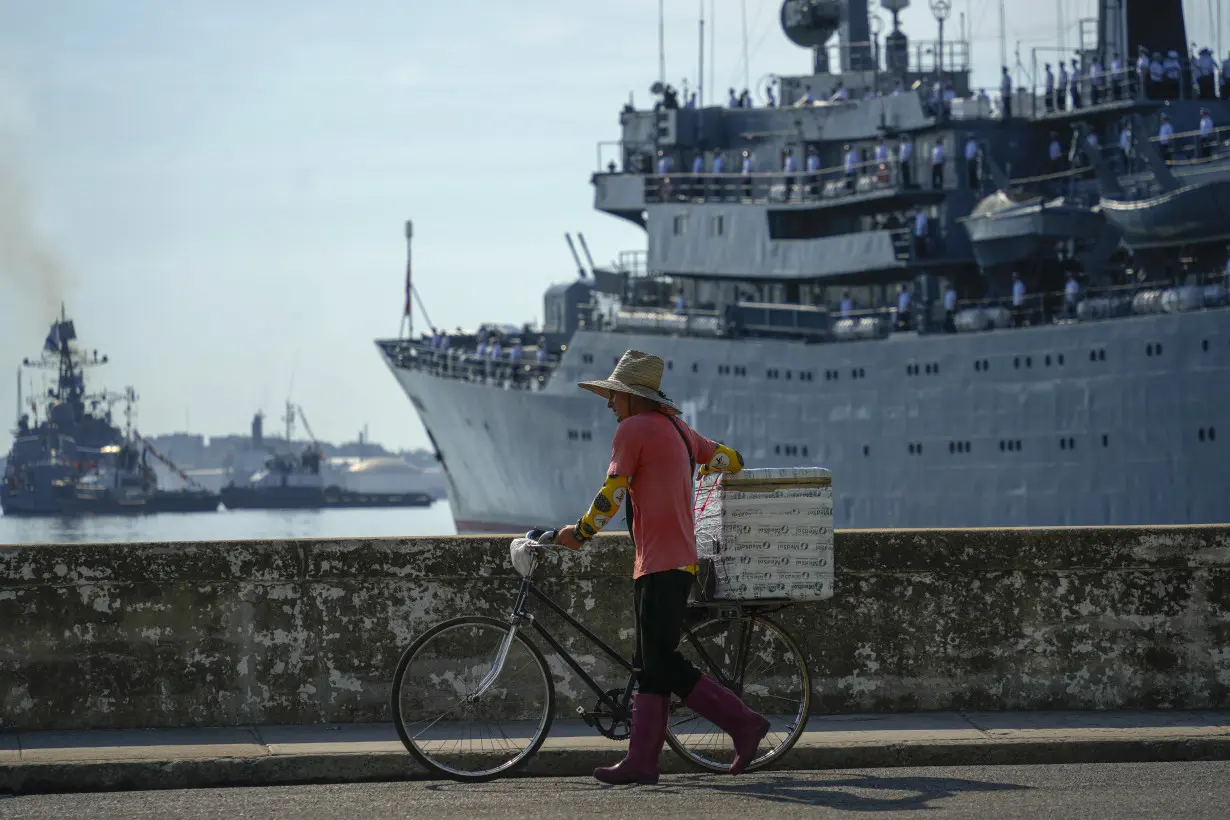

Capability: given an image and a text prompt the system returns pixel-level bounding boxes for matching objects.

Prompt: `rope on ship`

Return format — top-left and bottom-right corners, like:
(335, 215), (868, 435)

(132, 432), (207, 492)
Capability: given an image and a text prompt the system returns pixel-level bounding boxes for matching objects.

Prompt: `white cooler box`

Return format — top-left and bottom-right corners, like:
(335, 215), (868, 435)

(693, 467), (834, 602)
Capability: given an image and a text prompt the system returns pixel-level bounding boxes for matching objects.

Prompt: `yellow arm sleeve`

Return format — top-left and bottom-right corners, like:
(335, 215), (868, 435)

(698, 443), (745, 476)
(576, 474), (629, 541)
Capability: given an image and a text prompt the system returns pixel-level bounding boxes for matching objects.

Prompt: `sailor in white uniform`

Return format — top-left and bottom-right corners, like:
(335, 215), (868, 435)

(1069, 59), (1083, 108)
(964, 136), (979, 188)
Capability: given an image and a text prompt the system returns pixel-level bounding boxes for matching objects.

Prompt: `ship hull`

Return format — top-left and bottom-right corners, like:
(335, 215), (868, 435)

(219, 485), (326, 510)
(380, 307), (1230, 532)
(0, 487), (221, 516)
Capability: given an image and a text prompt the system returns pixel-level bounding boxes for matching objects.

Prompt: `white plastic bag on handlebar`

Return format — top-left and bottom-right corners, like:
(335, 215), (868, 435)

(509, 537), (539, 578)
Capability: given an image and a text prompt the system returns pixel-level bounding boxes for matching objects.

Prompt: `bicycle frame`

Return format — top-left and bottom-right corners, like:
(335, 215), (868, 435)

(474, 573), (782, 717)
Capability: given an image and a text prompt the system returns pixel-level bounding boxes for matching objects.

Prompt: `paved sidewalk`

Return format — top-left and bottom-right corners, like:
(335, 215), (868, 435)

(3, 711), (1229, 794)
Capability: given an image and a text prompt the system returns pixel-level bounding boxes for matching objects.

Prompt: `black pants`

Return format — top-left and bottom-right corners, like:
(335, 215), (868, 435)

(633, 569), (702, 698)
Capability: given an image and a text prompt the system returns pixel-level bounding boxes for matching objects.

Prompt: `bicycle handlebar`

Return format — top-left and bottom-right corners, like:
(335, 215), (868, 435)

(525, 528), (558, 546)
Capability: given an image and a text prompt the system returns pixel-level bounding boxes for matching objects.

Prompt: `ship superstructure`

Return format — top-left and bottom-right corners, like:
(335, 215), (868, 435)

(378, 0), (1229, 532)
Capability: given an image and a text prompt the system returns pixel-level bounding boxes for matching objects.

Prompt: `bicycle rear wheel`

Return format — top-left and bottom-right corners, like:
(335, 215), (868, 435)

(391, 615), (555, 781)
(665, 613), (811, 772)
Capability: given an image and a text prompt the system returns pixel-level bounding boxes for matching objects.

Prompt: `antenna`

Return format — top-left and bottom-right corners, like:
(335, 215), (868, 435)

(698, 0), (705, 108)
(403, 220), (413, 339)
(999, 0), (1007, 71)
(658, 0), (666, 90)
(709, 0), (716, 107)
(564, 233), (587, 278)
(577, 233), (598, 272)
(708, 0), (718, 102)
(741, 0), (750, 92)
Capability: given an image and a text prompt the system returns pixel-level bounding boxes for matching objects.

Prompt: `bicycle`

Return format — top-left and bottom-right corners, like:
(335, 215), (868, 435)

(390, 528), (813, 782)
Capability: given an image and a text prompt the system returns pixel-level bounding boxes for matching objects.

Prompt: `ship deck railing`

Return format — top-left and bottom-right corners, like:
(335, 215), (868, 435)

(643, 154), (974, 207)
(382, 280), (1229, 383)
(1021, 59), (1230, 120)
(949, 276), (1230, 332)
(999, 123), (1230, 197)
(1145, 122), (1230, 165)
(383, 341), (558, 391)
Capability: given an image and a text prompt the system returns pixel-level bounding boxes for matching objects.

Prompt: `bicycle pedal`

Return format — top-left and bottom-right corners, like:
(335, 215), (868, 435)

(577, 706), (595, 727)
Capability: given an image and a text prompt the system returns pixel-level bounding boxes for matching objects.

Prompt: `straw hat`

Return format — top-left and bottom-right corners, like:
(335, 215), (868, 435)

(578, 349), (681, 414)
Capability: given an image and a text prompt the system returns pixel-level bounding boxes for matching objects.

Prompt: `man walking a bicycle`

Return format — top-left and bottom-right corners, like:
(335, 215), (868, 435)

(555, 349), (769, 785)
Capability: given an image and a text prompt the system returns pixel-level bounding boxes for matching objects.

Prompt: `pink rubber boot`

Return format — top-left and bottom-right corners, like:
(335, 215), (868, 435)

(592, 693), (668, 785)
(681, 674), (770, 775)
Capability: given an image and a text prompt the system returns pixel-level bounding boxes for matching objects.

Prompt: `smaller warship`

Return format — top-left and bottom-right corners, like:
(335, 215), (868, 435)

(1, 310), (220, 516)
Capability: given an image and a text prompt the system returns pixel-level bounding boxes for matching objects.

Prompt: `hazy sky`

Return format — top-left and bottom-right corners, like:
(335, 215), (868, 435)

(0, 1), (1220, 451)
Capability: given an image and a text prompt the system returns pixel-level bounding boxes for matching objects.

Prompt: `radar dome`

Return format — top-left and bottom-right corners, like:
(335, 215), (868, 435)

(780, 0), (843, 49)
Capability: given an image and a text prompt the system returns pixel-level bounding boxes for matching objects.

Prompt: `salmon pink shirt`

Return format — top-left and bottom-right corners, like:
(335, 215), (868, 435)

(608, 410), (718, 579)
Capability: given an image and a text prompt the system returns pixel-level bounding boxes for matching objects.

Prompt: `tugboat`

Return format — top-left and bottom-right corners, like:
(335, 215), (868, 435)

(1, 310), (220, 516)
(220, 402), (433, 510)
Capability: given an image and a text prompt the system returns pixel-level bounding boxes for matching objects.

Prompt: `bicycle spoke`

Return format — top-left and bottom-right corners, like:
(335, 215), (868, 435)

(392, 617), (555, 781)
(665, 614), (811, 772)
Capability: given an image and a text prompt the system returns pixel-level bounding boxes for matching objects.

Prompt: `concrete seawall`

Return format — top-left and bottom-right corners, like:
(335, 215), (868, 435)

(2, 525), (1228, 732)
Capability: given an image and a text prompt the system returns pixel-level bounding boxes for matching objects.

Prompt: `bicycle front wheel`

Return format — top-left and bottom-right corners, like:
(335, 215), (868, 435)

(391, 615), (555, 781)
(665, 614), (811, 773)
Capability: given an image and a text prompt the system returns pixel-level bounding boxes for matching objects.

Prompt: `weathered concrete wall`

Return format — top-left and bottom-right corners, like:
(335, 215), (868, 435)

(1, 525), (1228, 731)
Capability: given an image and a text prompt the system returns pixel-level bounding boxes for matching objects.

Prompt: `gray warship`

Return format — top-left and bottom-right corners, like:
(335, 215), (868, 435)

(2, 311), (220, 516)
(377, 0), (1230, 532)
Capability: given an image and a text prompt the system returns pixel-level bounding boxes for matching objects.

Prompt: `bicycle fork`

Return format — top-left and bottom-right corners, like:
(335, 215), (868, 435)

(470, 619), (523, 700)
(470, 583), (534, 701)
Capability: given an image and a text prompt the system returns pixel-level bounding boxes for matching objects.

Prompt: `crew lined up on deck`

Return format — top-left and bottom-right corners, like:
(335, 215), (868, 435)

(652, 131), (976, 205)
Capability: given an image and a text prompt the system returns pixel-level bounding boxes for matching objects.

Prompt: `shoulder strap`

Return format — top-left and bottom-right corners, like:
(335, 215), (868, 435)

(667, 415), (695, 475)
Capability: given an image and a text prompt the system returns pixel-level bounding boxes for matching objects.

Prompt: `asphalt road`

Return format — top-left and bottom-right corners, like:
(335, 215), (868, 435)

(4, 761), (1226, 819)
